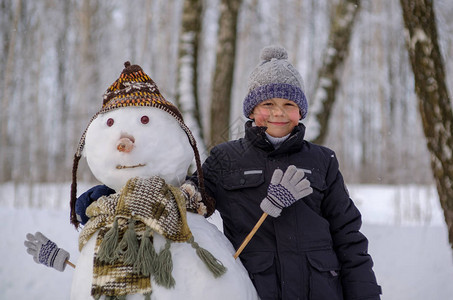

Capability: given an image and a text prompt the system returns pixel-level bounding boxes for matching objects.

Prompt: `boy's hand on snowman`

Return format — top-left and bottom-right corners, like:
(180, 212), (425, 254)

(76, 184), (115, 225)
(180, 181), (208, 216)
(24, 232), (70, 272)
(260, 165), (313, 217)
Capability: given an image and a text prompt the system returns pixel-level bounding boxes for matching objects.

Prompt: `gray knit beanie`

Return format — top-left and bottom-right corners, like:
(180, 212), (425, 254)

(243, 45), (308, 119)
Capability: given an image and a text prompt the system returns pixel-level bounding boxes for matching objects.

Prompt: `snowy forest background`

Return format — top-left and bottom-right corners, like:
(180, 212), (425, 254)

(4, 0), (452, 185)
(2, 0), (453, 299)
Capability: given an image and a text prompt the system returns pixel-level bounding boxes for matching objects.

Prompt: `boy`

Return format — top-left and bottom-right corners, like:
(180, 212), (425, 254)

(189, 45), (381, 299)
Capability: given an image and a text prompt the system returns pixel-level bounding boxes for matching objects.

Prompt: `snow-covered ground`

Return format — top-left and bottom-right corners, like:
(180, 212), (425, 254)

(1, 183), (452, 299)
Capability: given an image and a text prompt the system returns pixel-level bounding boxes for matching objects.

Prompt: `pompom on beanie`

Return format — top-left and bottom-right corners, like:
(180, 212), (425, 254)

(243, 45), (308, 119)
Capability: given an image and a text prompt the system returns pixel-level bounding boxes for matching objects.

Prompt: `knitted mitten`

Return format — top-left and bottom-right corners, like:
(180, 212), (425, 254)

(24, 232), (70, 272)
(260, 165), (313, 217)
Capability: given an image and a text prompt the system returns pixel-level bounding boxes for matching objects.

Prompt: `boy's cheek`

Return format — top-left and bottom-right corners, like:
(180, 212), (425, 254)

(251, 110), (269, 125)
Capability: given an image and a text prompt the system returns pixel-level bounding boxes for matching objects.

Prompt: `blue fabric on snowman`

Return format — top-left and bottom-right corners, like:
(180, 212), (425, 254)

(75, 185), (115, 225)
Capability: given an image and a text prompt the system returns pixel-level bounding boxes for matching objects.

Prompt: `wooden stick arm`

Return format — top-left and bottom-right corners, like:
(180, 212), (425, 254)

(233, 212), (268, 259)
(66, 259), (76, 269)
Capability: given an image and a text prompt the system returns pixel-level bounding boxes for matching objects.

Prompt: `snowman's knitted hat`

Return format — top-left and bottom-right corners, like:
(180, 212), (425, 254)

(70, 62), (213, 228)
(243, 45), (308, 119)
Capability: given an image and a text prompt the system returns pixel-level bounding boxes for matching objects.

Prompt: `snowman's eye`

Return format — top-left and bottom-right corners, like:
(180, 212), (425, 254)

(107, 118), (114, 127)
(141, 116), (149, 124)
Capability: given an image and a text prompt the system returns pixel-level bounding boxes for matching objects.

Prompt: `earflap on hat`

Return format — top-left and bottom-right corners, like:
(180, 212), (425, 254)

(70, 62), (214, 228)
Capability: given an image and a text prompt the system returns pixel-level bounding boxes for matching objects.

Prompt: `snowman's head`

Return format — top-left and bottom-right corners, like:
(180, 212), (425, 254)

(84, 106), (194, 191)
(70, 62), (211, 227)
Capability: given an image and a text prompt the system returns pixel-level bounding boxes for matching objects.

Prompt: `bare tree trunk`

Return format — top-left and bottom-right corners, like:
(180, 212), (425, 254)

(140, 0), (153, 64)
(53, 0), (72, 181)
(306, 0), (361, 144)
(30, 32), (45, 182)
(1, 0), (22, 182)
(74, 0), (101, 182)
(400, 0), (453, 251)
(175, 0), (205, 148)
(209, 0), (242, 148)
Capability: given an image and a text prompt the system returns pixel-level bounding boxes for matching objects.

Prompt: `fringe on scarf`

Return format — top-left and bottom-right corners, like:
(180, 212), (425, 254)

(116, 219), (139, 265)
(87, 177), (227, 299)
(97, 218), (119, 263)
(96, 221), (227, 281)
(188, 236), (227, 278)
(153, 240), (175, 288)
(133, 226), (157, 276)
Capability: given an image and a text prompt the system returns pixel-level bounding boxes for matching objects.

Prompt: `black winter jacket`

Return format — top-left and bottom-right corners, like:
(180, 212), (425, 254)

(196, 122), (381, 300)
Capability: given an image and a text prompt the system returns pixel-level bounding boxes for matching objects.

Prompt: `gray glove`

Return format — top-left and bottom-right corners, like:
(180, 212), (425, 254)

(24, 232), (70, 272)
(260, 165), (313, 217)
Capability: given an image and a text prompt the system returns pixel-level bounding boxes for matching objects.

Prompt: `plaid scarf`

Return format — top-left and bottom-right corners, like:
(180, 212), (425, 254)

(79, 176), (193, 299)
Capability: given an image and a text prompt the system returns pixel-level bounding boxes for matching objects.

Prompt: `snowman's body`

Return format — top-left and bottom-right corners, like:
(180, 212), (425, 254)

(70, 107), (258, 300)
(71, 213), (257, 300)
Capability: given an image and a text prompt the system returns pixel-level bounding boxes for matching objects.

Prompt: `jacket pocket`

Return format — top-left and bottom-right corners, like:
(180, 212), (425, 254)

(221, 169), (265, 190)
(241, 252), (279, 300)
(307, 250), (343, 300)
(219, 169), (267, 241)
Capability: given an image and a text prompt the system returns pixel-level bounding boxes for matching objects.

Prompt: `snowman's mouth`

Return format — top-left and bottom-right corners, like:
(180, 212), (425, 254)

(116, 163), (146, 169)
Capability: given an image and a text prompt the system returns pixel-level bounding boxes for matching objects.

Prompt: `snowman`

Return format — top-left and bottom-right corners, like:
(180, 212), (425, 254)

(25, 62), (259, 300)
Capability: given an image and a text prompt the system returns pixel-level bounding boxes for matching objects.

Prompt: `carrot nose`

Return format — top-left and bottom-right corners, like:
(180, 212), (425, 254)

(117, 137), (134, 153)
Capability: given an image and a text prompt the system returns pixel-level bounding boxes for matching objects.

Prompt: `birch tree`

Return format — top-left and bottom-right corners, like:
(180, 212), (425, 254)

(53, 0), (73, 180)
(305, 0), (361, 144)
(400, 0), (453, 250)
(72, 0), (102, 182)
(175, 0), (205, 155)
(0, 0), (22, 182)
(209, 0), (242, 148)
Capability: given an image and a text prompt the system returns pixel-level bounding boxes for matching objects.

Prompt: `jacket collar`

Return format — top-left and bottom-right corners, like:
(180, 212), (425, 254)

(244, 120), (306, 154)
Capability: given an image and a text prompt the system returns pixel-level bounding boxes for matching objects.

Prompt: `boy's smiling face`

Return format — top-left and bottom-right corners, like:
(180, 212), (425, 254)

(249, 98), (301, 138)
